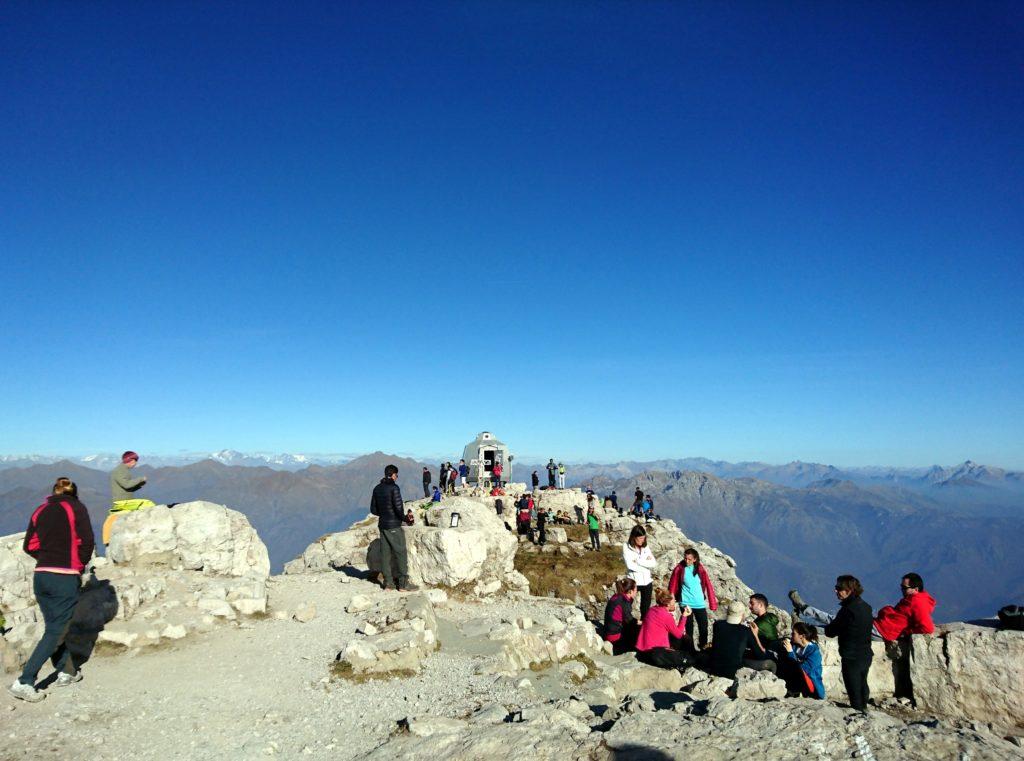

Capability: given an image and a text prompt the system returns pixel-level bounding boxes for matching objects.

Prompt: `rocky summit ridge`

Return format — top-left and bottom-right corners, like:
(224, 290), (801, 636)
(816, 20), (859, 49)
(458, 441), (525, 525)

(1, 488), (1021, 760)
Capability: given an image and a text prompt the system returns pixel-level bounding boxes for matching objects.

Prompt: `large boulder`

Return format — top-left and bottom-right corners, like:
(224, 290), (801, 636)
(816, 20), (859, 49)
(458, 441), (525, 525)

(108, 501), (270, 578)
(283, 515), (379, 574)
(818, 636), (895, 701)
(909, 623), (1024, 731)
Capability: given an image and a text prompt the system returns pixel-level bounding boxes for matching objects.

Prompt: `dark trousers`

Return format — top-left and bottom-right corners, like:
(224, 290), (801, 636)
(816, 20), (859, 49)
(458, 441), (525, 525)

(638, 646), (694, 670)
(537, 524), (546, 545)
(588, 528), (600, 550)
(423, 484), (431, 498)
(611, 620), (640, 655)
(20, 572), (80, 685)
(686, 607), (709, 648)
(379, 527), (409, 589)
(841, 654), (872, 711)
(575, 507), (585, 523)
(548, 474), (555, 487)
(638, 584), (653, 619)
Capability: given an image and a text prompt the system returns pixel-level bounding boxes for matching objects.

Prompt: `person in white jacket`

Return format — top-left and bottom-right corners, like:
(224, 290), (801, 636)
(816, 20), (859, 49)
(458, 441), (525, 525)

(623, 525), (658, 619)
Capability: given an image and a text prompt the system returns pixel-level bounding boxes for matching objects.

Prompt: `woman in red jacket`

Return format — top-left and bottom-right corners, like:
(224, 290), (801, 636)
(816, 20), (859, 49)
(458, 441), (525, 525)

(873, 572), (936, 641)
(636, 587), (694, 669)
(668, 547), (718, 650)
(9, 478), (95, 702)
(603, 578), (640, 655)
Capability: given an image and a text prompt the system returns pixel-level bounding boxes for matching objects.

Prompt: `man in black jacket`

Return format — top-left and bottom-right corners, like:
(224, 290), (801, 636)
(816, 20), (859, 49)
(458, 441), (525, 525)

(824, 575), (874, 712)
(421, 467), (431, 498)
(371, 464), (411, 591)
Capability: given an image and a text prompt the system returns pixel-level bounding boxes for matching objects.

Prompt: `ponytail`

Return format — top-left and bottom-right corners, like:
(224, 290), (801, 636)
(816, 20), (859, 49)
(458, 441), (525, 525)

(615, 578), (637, 596)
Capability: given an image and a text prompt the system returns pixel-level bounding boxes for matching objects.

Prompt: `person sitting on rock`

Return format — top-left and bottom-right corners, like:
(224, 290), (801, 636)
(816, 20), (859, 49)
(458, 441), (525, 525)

(403, 509), (415, 526)
(872, 572), (936, 641)
(743, 593), (782, 672)
(700, 601), (766, 680)
(667, 547), (718, 650)
(105, 451), (156, 546)
(603, 578), (641, 655)
(636, 587), (694, 670)
(431, 485), (443, 502)
(780, 622), (825, 700)
(10, 477), (94, 702)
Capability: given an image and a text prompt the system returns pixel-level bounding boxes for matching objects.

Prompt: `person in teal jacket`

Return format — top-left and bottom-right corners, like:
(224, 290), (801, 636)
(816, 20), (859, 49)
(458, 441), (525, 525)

(782, 622), (826, 699)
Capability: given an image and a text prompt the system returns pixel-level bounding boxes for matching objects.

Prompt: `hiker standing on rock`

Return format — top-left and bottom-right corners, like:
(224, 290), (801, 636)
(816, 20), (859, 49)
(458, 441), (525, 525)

(105, 451), (155, 546)
(492, 459), (503, 489)
(623, 525), (657, 619)
(458, 459), (469, 489)
(531, 470), (539, 491)
(422, 467), (431, 498)
(587, 505), (601, 550)
(546, 459), (557, 489)
(370, 464), (412, 591)
(667, 548), (718, 650)
(821, 575), (874, 712)
(557, 462), (566, 489)
(535, 505), (547, 546)
(438, 463), (448, 494)
(9, 478), (95, 702)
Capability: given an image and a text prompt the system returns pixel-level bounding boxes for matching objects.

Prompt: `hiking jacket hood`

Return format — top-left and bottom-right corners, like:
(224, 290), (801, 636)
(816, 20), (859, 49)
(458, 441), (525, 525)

(370, 478), (405, 530)
(23, 494), (95, 573)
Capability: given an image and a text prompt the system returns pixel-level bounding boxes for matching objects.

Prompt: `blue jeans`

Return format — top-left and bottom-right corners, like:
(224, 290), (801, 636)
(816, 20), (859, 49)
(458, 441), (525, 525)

(19, 572), (80, 685)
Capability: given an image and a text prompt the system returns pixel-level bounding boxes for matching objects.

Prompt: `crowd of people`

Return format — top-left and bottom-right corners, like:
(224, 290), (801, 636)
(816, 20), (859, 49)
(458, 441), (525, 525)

(605, 520), (938, 711)
(9, 457), (939, 716)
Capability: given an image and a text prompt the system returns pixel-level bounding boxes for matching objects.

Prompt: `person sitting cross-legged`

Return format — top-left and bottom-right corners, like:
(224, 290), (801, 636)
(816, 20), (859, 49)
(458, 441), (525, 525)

(635, 587), (694, 670)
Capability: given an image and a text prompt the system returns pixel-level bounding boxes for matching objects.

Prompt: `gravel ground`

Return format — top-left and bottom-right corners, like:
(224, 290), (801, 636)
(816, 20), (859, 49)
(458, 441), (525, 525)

(1, 575), (550, 760)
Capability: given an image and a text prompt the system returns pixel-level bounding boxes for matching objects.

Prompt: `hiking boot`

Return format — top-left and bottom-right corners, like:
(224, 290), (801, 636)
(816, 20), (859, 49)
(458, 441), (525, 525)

(397, 583), (420, 592)
(8, 680), (45, 702)
(788, 589), (807, 615)
(55, 672), (83, 687)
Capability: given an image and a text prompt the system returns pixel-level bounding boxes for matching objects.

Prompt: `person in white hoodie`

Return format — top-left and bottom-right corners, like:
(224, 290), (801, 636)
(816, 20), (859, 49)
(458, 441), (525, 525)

(623, 525), (658, 620)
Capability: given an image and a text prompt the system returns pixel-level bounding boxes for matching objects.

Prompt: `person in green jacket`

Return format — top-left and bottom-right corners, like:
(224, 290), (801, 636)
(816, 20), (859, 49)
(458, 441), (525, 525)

(587, 506), (601, 550)
(104, 451), (155, 544)
(743, 592), (782, 672)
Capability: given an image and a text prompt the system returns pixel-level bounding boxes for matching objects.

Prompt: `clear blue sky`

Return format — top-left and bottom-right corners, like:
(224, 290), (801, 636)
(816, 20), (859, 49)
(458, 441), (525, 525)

(2, 2), (1022, 467)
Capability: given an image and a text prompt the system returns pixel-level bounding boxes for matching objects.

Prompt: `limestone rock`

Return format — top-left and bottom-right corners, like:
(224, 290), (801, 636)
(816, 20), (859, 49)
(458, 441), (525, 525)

(292, 602), (317, 623)
(909, 623), (1024, 731)
(546, 527), (568, 544)
(730, 667), (787, 700)
(108, 502), (270, 578)
(335, 593), (438, 676)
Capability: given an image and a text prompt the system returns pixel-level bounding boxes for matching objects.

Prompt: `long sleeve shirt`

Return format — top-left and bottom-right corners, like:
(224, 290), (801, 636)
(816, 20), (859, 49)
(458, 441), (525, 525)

(636, 606), (687, 651)
(623, 542), (657, 586)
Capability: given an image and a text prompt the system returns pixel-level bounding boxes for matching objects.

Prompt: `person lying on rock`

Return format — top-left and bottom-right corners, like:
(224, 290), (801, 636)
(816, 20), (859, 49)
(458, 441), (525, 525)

(635, 587), (694, 670)
(871, 572), (936, 641)
(742, 593), (782, 673)
(699, 601), (767, 680)
(780, 622), (825, 700)
(10, 478), (95, 702)
(603, 578), (641, 655)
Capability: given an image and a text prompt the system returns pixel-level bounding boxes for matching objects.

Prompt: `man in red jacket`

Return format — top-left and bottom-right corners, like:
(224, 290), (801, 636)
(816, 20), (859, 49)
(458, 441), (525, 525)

(873, 572), (936, 641)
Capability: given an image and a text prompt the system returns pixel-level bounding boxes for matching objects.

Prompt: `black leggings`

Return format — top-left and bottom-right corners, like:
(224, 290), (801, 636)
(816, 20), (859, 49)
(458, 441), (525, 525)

(588, 529), (600, 550)
(842, 655), (872, 711)
(638, 584), (653, 619)
(686, 607), (709, 648)
(638, 646), (694, 670)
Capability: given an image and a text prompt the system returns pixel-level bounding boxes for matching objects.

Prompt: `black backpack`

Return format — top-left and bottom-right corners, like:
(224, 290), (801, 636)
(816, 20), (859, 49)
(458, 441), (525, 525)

(997, 605), (1024, 631)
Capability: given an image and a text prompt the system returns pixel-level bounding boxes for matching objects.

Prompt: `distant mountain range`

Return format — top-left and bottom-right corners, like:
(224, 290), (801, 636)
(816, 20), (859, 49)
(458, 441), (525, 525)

(0, 450), (357, 472)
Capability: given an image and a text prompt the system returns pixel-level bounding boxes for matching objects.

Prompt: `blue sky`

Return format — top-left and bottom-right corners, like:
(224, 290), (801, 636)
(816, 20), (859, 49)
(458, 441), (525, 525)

(1, 1), (1022, 467)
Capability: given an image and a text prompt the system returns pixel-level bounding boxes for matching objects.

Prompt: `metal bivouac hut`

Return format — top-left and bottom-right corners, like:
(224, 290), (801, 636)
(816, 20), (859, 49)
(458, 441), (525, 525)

(461, 431), (512, 486)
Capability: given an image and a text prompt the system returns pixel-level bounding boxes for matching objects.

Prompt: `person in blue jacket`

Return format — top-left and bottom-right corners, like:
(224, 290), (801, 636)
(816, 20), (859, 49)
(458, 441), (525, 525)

(781, 622), (826, 699)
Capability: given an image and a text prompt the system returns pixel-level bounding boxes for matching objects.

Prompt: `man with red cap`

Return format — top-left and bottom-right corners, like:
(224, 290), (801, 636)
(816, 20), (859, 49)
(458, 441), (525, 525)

(104, 451), (156, 545)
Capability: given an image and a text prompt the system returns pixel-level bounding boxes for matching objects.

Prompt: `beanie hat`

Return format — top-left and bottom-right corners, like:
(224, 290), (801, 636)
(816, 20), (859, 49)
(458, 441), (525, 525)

(726, 601), (746, 625)
(121, 451), (139, 464)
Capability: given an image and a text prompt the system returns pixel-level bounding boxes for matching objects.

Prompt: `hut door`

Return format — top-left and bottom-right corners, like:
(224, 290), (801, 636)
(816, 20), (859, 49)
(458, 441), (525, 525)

(483, 449), (496, 472)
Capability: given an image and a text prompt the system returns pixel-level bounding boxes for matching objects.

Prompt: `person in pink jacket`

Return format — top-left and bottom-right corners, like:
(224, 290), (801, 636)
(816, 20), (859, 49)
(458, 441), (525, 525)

(636, 588), (694, 670)
(873, 572), (936, 641)
(667, 547), (718, 650)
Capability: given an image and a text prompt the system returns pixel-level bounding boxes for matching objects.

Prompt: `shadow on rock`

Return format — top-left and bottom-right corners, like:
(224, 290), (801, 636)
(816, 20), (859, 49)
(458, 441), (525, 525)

(609, 744), (677, 760)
